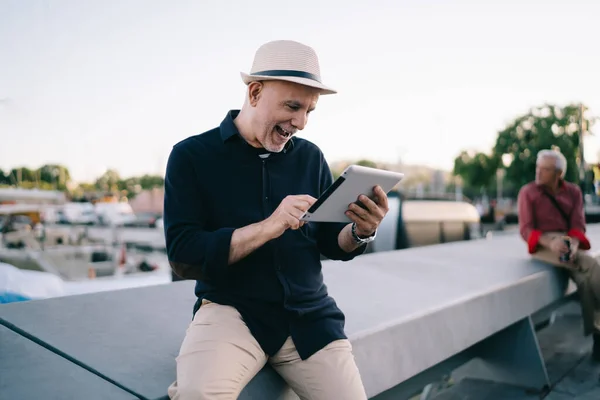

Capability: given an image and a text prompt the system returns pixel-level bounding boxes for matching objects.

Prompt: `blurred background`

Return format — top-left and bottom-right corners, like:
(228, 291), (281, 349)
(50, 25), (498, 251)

(1, 0), (598, 300)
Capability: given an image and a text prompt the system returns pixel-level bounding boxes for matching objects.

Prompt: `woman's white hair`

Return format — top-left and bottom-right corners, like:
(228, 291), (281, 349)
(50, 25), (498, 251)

(537, 149), (567, 178)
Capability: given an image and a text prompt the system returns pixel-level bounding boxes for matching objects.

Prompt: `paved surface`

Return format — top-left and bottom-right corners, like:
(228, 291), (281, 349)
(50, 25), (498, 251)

(428, 301), (600, 399)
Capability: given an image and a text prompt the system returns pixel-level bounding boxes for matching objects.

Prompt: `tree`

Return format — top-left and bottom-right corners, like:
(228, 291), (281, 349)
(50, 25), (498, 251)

(492, 104), (595, 189)
(0, 168), (8, 185)
(0, 163), (166, 198)
(8, 167), (36, 185)
(331, 159), (379, 180)
(138, 174), (164, 190)
(355, 159), (378, 169)
(95, 169), (122, 193)
(452, 151), (499, 191)
(453, 103), (597, 195)
(38, 164), (71, 190)
(78, 183), (97, 192)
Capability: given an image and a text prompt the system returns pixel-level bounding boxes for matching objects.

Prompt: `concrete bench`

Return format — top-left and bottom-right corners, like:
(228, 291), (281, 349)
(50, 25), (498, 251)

(0, 324), (134, 399)
(2, 226), (598, 399)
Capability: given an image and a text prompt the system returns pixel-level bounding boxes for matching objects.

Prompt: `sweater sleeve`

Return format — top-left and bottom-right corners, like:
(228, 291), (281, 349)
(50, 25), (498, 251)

(163, 144), (234, 282)
(517, 185), (542, 254)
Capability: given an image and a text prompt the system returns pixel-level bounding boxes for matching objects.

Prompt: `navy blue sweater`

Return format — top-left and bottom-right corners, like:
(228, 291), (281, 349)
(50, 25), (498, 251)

(163, 110), (366, 359)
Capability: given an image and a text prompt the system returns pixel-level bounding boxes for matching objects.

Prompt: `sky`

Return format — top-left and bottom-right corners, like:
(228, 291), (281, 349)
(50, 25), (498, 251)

(1, 0), (599, 183)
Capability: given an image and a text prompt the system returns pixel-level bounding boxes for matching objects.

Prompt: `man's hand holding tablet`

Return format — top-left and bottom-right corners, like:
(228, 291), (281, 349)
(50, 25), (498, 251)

(345, 185), (389, 237)
(300, 165), (404, 225)
(262, 165), (403, 245)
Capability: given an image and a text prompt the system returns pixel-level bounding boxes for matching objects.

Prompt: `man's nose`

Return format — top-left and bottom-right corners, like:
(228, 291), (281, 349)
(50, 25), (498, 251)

(292, 113), (308, 130)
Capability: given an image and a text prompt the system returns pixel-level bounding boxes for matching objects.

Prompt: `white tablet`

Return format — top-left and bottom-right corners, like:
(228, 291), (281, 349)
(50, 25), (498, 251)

(300, 165), (404, 223)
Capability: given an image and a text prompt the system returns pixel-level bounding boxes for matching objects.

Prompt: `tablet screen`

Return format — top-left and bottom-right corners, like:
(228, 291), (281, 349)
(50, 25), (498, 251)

(306, 176), (346, 214)
(301, 164), (404, 223)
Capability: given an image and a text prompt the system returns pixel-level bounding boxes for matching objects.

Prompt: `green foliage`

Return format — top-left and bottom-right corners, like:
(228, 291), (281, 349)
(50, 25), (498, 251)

(1, 163), (165, 200)
(2, 164), (71, 190)
(452, 151), (499, 190)
(94, 169), (122, 192)
(8, 167), (36, 184)
(356, 159), (378, 168)
(0, 168), (8, 185)
(331, 159), (379, 181)
(93, 170), (164, 199)
(137, 174), (165, 190)
(114, 175), (164, 199)
(453, 103), (597, 193)
(38, 164), (71, 190)
(0, 164), (71, 190)
(493, 104), (592, 188)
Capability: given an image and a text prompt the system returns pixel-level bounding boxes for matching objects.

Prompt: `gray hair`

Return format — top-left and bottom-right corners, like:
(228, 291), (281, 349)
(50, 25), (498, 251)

(537, 149), (567, 178)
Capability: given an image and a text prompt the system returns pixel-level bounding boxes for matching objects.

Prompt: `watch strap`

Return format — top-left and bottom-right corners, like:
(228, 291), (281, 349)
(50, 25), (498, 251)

(351, 223), (376, 244)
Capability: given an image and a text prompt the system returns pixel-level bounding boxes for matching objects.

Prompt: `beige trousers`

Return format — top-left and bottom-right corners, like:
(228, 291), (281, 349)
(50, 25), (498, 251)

(533, 248), (600, 335)
(167, 300), (367, 400)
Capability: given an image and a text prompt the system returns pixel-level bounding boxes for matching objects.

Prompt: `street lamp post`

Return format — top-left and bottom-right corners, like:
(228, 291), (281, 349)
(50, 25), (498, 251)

(496, 168), (504, 202)
(497, 154), (514, 202)
(579, 103), (587, 194)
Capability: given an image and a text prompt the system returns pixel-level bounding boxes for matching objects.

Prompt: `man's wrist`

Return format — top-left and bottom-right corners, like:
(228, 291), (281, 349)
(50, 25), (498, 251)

(539, 234), (556, 249)
(351, 223), (376, 244)
(352, 222), (373, 238)
(258, 220), (280, 241)
(356, 230), (375, 239)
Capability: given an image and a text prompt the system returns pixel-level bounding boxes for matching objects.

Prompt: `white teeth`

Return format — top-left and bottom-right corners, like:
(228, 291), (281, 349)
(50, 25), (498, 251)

(277, 126), (291, 137)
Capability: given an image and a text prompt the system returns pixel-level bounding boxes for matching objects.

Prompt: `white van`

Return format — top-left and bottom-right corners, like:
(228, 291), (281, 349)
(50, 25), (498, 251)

(94, 202), (136, 226)
(60, 202), (98, 225)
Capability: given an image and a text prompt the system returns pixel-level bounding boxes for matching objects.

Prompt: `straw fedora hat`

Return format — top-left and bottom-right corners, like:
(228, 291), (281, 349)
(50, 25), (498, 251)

(241, 40), (337, 95)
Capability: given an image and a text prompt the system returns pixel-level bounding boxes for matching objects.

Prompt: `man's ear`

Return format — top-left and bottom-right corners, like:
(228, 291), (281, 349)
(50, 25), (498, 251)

(248, 82), (263, 107)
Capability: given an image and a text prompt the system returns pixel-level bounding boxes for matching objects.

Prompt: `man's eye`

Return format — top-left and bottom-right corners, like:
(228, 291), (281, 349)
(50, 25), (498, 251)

(287, 104), (299, 111)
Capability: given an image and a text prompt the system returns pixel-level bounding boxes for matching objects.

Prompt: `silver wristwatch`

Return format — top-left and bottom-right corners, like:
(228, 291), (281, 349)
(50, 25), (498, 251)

(351, 223), (376, 245)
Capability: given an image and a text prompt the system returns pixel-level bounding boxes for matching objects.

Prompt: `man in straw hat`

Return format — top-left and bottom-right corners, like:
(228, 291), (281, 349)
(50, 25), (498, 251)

(518, 149), (600, 362)
(164, 40), (387, 399)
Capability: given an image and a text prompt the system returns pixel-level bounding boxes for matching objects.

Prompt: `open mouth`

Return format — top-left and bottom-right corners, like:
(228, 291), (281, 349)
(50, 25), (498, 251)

(275, 125), (293, 139)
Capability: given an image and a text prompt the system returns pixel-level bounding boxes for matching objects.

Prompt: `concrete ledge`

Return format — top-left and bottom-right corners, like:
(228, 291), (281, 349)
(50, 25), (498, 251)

(0, 324), (135, 399)
(2, 226), (599, 399)
(0, 282), (196, 400)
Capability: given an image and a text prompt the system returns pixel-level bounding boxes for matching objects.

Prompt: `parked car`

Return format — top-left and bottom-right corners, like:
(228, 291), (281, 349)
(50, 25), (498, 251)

(124, 212), (162, 228)
(94, 202), (136, 226)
